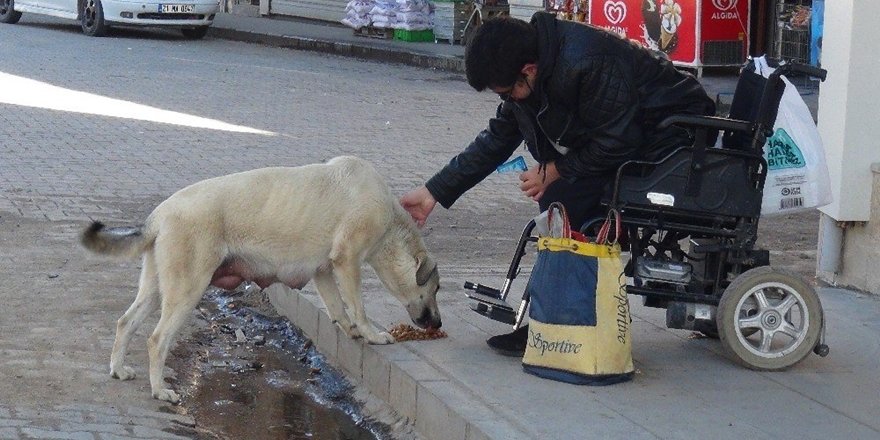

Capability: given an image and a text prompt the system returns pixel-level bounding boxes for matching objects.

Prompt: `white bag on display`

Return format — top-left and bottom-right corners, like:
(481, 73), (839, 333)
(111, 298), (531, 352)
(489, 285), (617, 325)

(753, 56), (833, 216)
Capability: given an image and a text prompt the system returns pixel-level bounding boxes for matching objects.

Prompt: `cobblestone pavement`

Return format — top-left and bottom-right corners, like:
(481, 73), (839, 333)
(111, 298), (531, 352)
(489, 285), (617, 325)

(0, 403), (199, 440)
(0, 14), (849, 440)
(0, 16), (532, 439)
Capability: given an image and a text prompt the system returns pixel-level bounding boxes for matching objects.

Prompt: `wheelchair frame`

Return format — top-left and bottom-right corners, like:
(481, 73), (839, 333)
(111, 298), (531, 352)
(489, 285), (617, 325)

(465, 60), (830, 370)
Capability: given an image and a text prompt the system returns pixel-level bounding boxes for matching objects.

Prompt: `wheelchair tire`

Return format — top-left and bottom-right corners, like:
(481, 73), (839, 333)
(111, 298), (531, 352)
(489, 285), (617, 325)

(717, 267), (823, 371)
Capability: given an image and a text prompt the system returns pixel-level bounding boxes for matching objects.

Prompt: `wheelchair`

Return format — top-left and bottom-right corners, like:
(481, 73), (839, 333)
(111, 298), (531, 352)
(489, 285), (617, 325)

(465, 60), (830, 370)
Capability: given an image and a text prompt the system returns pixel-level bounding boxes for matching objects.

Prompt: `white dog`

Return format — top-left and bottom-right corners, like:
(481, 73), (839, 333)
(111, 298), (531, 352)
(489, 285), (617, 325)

(81, 156), (441, 403)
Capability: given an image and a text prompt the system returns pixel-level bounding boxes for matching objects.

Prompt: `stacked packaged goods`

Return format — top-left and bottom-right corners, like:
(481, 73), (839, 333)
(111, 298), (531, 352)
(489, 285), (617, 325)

(395, 0), (433, 30)
(433, 0), (469, 44)
(341, 0), (374, 29)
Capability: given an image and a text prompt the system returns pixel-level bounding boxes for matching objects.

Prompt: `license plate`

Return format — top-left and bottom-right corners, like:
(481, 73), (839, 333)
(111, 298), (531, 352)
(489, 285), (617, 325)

(159, 4), (195, 13)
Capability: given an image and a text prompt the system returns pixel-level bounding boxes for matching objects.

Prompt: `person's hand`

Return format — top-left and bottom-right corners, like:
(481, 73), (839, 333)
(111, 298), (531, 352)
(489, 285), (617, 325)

(519, 162), (560, 202)
(400, 185), (437, 228)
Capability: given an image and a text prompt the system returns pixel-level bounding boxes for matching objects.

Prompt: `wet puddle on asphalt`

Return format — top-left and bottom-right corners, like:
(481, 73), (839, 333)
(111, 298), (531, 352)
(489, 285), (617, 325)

(169, 287), (393, 440)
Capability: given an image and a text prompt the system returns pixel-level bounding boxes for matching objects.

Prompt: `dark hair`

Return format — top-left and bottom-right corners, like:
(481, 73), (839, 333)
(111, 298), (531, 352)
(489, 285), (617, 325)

(464, 16), (538, 91)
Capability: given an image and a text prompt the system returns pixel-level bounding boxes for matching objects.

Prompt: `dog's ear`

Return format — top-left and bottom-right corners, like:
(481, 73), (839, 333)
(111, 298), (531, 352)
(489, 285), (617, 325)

(416, 254), (438, 286)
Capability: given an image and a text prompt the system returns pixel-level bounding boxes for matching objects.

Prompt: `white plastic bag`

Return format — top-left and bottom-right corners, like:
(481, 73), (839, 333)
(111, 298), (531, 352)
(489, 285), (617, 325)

(754, 56), (832, 216)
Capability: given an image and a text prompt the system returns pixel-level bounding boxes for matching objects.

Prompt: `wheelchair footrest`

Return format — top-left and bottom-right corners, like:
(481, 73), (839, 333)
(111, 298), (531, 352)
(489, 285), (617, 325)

(463, 281), (502, 298)
(469, 302), (517, 325)
(464, 289), (513, 309)
(464, 281), (517, 325)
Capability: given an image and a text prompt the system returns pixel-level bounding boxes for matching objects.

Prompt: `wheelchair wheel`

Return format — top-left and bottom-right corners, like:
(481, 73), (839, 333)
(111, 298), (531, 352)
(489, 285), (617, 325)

(717, 267), (823, 370)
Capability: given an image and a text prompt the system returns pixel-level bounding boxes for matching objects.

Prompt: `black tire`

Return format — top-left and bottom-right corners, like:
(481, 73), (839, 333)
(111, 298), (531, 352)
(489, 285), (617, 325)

(81, 0), (107, 37)
(699, 323), (757, 339)
(0, 0), (22, 24)
(717, 266), (823, 371)
(181, 26), (209, 40)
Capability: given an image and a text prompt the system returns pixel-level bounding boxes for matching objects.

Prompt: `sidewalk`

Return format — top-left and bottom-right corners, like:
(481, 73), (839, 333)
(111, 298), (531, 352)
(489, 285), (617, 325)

(204, 10), (873, 440)
(207, 10), (820, 116)
(209, 10), (466, 72)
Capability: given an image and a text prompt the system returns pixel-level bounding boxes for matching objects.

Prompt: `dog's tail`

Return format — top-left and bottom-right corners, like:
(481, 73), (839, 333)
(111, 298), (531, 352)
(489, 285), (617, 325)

(80, 222), (152, 259)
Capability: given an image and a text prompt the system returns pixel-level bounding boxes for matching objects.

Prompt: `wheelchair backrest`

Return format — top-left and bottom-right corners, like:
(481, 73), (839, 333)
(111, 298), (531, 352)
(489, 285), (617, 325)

(721, 60), (785, 151)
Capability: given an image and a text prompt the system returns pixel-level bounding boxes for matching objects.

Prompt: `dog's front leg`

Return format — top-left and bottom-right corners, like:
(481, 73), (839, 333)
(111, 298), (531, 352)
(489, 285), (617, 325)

(313, 270), (360, 339)
(331, 261), (394, 344)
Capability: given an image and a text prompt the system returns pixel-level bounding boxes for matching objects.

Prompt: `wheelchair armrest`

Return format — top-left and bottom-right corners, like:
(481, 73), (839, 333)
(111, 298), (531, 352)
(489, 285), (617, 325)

(658, 115), (753, 133)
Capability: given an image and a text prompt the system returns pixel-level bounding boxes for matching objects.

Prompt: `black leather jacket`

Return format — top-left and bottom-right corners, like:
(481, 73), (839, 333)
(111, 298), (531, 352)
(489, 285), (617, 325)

(426, 12), (715, 209)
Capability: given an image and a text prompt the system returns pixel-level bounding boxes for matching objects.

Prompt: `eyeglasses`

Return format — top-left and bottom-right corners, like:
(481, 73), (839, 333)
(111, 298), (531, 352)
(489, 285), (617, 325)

(494, 74), (529, 102)
(495, 87), (513, 102)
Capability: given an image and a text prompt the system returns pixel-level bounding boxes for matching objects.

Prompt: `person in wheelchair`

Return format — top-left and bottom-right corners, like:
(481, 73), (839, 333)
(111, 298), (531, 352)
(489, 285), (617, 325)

(400, 12), (715, 356)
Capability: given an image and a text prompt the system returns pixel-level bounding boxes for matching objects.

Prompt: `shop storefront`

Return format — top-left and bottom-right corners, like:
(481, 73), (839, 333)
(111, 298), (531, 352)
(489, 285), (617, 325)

(491, 0), (823, 71)
(537, 0), (750, 76)
(269, 0), (348, 22)
(509, 0), (543, 21)
(773, 0), (821, 65)
(261, 0), (821, 72)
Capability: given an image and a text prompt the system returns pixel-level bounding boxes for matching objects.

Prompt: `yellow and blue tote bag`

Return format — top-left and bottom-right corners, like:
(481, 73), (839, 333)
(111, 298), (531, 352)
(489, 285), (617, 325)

(522, 204), (634, 385)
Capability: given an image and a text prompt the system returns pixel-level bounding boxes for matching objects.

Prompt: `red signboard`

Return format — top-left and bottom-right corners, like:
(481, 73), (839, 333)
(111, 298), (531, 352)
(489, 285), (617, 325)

(588, 0), (697, 64)
(701, 0), (749, 52)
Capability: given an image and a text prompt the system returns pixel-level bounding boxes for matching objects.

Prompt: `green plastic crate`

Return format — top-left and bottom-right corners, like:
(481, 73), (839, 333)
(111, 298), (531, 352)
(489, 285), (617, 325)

(393, 29), (435, 43)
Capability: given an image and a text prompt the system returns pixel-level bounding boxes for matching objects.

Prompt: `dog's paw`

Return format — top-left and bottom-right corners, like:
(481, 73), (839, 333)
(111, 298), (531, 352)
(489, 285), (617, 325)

(332, 319), (361, 339)
(110, 366), (136, 381)
(365, 331), (395, 345)
(153, 388), (180, 404)
(345, 324), (362, 339)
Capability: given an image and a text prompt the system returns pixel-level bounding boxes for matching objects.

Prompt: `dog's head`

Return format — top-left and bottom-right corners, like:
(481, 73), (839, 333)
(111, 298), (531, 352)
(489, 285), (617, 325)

(375, 247), (442, 330)
(373, 212), (443, 330)
(404, 253), (441, 329)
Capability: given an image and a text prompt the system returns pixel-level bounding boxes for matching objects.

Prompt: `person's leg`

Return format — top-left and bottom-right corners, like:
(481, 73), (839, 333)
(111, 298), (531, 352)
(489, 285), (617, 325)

(487, 175), (610, 357)
(539, 174), (611, 231)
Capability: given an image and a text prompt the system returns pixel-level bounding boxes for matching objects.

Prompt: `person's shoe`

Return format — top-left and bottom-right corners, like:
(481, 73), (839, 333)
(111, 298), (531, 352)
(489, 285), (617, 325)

(486, 325), (529, 357)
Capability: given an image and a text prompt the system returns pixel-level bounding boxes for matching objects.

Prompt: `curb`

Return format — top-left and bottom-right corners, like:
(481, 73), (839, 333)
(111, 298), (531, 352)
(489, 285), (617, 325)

(266, 287), (530, 440)
(208, 28), (465, 73)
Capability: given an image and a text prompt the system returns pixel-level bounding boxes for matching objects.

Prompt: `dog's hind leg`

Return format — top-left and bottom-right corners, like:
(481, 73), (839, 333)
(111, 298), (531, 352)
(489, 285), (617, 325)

(147, 239), (217, 403)
(313, 269), (360, 339)
(110, 250), (160, 381)
(147, 277), (211, 403)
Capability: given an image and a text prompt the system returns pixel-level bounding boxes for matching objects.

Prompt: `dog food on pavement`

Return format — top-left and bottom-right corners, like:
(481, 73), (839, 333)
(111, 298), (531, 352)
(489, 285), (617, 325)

(389, 323), (447, 341)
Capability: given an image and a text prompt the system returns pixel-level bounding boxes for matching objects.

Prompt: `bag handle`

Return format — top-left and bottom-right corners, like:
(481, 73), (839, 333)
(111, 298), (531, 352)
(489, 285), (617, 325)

(596, 209), (622, 245)
(546, 202), (572, 239)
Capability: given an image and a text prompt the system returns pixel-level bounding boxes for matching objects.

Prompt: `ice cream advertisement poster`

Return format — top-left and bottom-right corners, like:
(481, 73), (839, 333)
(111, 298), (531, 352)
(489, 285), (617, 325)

(701, 0), (749, 53)
(589, 0), (697, 64)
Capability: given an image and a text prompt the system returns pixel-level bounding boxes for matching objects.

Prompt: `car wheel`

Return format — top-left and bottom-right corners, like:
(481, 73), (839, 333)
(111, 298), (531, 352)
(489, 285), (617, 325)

(0, 0), (23, 24)
(81, 0), (107, 37)
(181, 26), (209, 39)
(717, 267), (823, 371)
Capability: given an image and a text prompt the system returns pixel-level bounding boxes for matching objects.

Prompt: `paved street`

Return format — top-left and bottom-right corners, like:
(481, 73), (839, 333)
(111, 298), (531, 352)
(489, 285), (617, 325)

(0, 15), (530, 439)
(2, 13), (880, 440)
(0, 17), (525, 225)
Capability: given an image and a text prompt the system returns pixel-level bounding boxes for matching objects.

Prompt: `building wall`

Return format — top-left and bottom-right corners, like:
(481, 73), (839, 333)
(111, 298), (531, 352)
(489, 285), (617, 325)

(818, 166), (880, 292)
(508, 0), (543, 22)
(815, 0), (880, 293)
(818, 168), (880, 294)
(269, 0), (346, 22)
(817, 0), (880, 222)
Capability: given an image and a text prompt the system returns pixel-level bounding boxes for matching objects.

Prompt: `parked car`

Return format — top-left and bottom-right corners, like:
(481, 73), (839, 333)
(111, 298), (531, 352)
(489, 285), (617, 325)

(0, 0), (220, 38)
